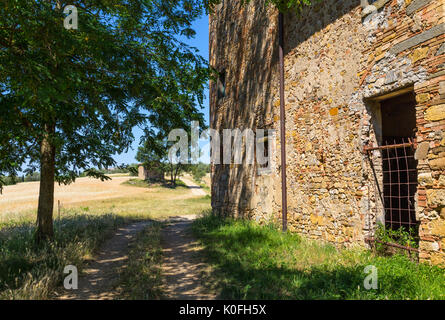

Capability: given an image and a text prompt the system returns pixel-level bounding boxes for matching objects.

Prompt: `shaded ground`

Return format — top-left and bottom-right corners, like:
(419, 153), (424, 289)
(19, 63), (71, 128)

(161, 215), (217, 300)
(56, 221), (152, 300)
(192, 215), (445, 300)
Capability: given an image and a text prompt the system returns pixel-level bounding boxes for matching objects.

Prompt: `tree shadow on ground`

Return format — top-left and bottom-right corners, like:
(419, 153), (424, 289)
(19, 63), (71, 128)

(205, 243), (423, 300)
(193, 216), (444, 300)
(0, 214), (127, 292)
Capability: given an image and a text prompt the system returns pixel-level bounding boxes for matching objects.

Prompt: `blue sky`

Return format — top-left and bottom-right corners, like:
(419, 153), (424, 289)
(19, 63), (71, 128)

(112, 14), (210, 166)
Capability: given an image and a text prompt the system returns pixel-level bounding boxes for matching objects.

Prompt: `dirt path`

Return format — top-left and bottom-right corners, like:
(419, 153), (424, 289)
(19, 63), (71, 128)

(161, 215), (217, 300)
(180, 176), (208, 196)
(56, 221), (152, 300)
(55, 179), (213, 300)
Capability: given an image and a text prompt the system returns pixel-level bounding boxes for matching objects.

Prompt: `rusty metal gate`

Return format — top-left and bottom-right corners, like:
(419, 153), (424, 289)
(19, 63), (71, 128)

(364, 137), (418, 231)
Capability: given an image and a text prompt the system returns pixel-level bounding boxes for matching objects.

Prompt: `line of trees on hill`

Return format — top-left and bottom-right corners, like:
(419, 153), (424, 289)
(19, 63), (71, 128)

(0, 172), (41, 186)
(79, 164), (139, 177)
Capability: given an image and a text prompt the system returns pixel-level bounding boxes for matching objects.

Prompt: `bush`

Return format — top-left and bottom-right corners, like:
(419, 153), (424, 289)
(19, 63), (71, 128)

(24, 172), (40, 182)
(373, 223), (419, 258)
(79, 164), (139, 177)
(0, 176), (19, 186)
(190, 163), (209, 183)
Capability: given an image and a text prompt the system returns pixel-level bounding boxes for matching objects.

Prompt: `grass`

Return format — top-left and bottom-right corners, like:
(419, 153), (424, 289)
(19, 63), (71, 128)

(118, 222), (164, 300)
(0, 181), (211, 299)
(192, 214), (445, 300)
(195, 180), (210, 193)
(0, 213), (125, 299)
(122, 178), (188, 189)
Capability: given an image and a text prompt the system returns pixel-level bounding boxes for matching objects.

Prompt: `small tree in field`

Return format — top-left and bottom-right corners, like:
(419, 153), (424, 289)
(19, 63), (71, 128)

(191, 162), (209, 183)
(0, 1), (208, 242)
(136, 111), (206, 187)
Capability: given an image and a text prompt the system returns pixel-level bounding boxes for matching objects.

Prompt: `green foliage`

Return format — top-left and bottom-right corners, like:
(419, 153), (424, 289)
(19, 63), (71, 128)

(0, 175), (19, 186)
(123, 178), (188, 189)
(374, 223), (419, 255)
(127, 165), (139, 177)
(192, 168), (206, 182)
(262, 0), (318, 12)
(79, 164), (139, 177)
(0, 0), (209, 187)
(0, 173), (40, 188)
(189, 162), (209, 182)
(23, 172), (40, 182)
(192, 214), (445, 300)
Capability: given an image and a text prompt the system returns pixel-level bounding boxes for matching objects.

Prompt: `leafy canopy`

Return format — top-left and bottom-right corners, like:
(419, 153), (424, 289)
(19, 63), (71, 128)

(0, 0), (208, 185)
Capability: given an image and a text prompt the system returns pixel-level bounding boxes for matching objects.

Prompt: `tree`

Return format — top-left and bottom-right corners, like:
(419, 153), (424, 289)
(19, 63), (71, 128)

(0, 0), (208, 241)
(136, 107), (207, 187)
(191, 162), (208, 183)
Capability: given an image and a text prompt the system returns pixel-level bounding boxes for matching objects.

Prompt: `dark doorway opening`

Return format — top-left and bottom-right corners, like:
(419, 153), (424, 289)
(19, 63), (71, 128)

(380, 92), (418, 233)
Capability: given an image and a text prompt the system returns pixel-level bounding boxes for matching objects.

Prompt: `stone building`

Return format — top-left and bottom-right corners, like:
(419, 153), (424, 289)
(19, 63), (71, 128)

(138, 164), (164, 181)
(209, 0), (445, 266)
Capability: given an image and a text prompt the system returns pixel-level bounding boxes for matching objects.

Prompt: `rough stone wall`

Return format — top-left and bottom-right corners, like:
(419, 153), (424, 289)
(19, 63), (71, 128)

(138, 165), (146, 180)
(209, 0), (280, 219)
(138, 165), (164, 181)
(210, 0), (445, 266)
(276, 1), (370, 247)
(357, 0), (445, 266)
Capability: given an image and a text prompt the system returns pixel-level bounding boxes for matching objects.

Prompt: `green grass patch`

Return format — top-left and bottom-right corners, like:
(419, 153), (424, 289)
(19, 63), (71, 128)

(192, 214), (445, 300)
(195, 181), (210, 193)
(117, 222), (164, 299)
(122, 178), (187, 189)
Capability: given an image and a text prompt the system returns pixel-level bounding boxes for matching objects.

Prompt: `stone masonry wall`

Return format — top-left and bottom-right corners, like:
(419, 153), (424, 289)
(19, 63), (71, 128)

(357, 0), (445, 266)
(210, 0), (445, 266)
(276, 1), (371, 248)
(209, 0), (280, 219)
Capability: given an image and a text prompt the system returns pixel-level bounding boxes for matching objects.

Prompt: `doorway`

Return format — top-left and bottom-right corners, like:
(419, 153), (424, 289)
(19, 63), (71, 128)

(380, 92), (418, 232)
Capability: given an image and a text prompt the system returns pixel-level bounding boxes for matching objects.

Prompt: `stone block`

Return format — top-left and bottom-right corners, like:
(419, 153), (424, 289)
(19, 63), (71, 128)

(415, 141), (430, 160)
(416, 93), (430, 104)
(431, 220), (445, 237)
(427, 189), (445, 207)
(418, 172), (433, 186)
(425, 104), (445, 121)
(429, 157), (445, 170)
(430, 252), (445, 267)
(406, 0), (433, 16)
(410, 47), (429, 63)
(329, 107), (339, 116)
(389, 24), (445, 55)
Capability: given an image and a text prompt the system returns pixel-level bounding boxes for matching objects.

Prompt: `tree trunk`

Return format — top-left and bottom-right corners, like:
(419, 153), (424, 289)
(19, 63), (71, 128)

(170, 163), (174, 187)
(36, 124), (56, 243)
(173, 164), (181, 187)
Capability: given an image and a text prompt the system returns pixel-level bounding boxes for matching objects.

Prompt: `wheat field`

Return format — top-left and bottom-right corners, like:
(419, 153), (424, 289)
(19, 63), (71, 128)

(0, 175), (161, 215)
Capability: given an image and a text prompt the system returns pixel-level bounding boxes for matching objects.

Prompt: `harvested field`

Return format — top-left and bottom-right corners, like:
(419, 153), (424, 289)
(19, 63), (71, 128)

(0, 175), (169, 215)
